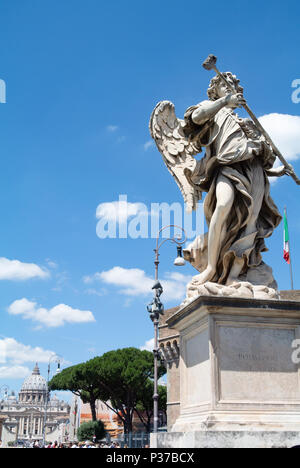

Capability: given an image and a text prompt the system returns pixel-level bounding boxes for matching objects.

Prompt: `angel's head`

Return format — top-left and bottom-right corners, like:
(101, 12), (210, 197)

(207, 72), (243, 101)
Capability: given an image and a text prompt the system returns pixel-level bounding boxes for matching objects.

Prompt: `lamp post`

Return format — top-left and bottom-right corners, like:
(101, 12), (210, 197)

(0, 385), (11, 444)
(0, 385), (10, 413)
(42, 355), (62, 446)
(0, 385), (10, 424)
(0, 385), (10, 400)
(147, 225), (186, 434)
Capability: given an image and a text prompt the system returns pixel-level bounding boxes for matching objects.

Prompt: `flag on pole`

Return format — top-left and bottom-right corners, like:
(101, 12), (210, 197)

(283, 209), (290, 264)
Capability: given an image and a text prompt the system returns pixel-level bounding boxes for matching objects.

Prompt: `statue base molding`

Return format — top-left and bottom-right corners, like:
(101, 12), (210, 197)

(154, 295), (300, 448)
(150, 430), (300, 449)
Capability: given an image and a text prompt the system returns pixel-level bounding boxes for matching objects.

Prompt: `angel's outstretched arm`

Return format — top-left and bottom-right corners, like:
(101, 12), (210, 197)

(192, 94), (245, 125)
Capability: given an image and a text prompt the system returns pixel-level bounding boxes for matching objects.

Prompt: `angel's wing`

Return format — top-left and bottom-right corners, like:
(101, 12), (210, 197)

(149, 100), (202, 212)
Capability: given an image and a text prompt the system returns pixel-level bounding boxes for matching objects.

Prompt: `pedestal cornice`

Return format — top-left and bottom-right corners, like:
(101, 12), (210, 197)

(167, 295), (300, 329)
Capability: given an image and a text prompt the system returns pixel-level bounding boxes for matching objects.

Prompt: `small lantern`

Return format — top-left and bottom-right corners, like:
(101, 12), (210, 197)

(174, 246), (185, 266)
(56, 361), (61, 375)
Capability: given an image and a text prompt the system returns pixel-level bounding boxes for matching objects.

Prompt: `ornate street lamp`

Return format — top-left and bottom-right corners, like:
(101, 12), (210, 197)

(42, 355), (62, 446)
(147, 225), (186, 434)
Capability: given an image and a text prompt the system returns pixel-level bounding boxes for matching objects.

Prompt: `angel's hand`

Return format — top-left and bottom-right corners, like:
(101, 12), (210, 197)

(266, 164), (294, 177)
(225, 93), (247, 109)
(284, 163), (295, 176)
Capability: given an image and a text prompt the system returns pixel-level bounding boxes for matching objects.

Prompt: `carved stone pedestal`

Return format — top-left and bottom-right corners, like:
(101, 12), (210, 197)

(153, 294), (300, 448)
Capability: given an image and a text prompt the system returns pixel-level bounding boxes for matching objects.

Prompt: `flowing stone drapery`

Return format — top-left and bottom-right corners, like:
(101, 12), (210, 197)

(183, 105), (282, 286)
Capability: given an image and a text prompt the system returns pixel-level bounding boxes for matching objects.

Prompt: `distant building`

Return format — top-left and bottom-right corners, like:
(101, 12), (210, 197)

(68, 395), (81, 442)
(0, 414), (5, 443)
(77, 398), (165, 438)
(79, 400), (124, 438)
(0, 363), (70, 447)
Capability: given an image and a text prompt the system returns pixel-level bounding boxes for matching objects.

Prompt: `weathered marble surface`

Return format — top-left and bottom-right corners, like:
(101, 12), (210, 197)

(183, 233), (278, 302)
(183, 280), (279, 306)
(151, 431), (300, 448)
(183, 234), (278, 291)
(218, 325), (298, 401)
(166, 295), (300, 435)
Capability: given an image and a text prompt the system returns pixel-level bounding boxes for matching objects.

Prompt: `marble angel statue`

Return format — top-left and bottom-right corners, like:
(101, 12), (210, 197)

(150, 67), (296, 300)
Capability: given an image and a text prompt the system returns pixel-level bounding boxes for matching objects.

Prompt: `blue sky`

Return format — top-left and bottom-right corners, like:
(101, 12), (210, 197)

(0, 0), (300, 396)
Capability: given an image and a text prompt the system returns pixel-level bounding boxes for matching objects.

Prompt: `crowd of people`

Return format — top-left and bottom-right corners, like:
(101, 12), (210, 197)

(23, 440), (123, 448)
(1, 438), (149, 448)
(14, 439), (149, 448)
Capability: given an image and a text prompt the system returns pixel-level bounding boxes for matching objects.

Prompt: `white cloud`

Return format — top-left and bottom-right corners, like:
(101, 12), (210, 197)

(84, 287), (107, 297)
(46, 259), (58, 269)
(99, 267), (153, 295)
(140, 338), (154, 352)
(86, 266), (192, 302)
(0, 257), (49, 281)
(106, 125), (119, 132)
(0, 365), (31, 379)
(7, 298), (96, 328)
(96, 199), (148, 224)
(0, 337), (56, 364)
(0, 337), (61, 380)
(51, 271), (70, 292)
(143, 140), (154, 151)
(258, 113), (300, 161)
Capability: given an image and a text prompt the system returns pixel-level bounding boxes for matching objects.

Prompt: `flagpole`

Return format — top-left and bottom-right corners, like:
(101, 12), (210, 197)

(284, 206), (294, 290)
